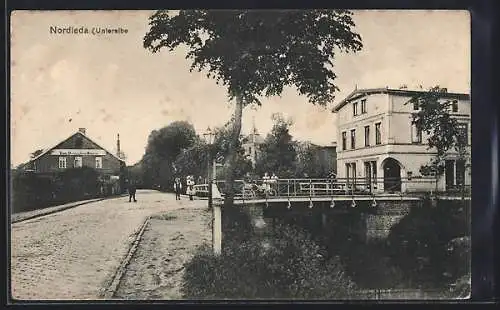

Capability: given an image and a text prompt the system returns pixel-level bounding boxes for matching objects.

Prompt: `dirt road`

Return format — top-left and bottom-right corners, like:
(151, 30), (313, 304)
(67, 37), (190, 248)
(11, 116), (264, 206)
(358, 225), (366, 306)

(113, 205), (211, 300)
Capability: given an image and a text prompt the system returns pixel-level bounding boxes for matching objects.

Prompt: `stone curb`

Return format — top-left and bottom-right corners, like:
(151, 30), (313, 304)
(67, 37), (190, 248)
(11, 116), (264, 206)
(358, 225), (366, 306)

(11, 194), (128, 224)
(99, 216), (151, 299)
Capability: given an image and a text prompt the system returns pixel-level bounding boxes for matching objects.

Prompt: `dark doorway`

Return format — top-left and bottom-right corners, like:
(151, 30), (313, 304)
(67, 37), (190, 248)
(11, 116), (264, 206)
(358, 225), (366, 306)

(445, 160), (455, 191)
(383, 158), (401, 192)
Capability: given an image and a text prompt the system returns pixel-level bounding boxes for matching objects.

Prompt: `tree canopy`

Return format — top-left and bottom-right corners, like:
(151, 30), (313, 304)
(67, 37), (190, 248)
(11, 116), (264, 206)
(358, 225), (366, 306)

(144, 10), (363, 106)
(255, 113), (296, 177)
(408, 86), (469, 177)
(144, 10), (363, 204)
(141, 121), (197, 189)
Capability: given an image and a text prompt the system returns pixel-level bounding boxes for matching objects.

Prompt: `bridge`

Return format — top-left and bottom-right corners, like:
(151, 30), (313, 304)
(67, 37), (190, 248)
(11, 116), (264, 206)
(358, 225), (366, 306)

(193, 177), (471, 206)
(193, 177), (470, 255)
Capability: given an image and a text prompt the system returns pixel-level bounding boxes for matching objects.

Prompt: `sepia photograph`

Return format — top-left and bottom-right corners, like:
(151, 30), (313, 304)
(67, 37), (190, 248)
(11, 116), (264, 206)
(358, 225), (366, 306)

(10, 9), (471, 301)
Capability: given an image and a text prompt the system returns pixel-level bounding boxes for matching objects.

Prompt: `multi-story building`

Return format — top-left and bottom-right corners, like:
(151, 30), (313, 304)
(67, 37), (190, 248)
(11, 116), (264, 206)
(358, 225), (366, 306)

(332, 87), (470, 193)
(21, 128), (126, 194)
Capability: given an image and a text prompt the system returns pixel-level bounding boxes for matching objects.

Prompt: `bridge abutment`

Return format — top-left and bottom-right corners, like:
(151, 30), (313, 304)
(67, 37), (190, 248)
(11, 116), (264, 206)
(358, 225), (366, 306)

(246, 204), (272, 235)
(364, 201), (415, 242)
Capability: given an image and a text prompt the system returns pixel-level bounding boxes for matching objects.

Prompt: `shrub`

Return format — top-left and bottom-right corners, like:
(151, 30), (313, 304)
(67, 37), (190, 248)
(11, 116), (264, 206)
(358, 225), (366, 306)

(342, 241), (406, 289)
(182, 222), (357, 299)
(443, 236), (470, 283)
(386, 201), (470, 288)
(446, 273), (471, 299)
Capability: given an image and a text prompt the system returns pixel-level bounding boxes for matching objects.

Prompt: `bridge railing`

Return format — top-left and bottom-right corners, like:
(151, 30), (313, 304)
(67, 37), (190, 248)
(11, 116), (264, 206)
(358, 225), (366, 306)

(205, 177), (470, 199)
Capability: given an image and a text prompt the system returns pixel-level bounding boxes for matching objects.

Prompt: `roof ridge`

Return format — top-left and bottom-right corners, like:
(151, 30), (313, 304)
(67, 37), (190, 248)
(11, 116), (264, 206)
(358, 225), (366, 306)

(28, 131), (124, 163)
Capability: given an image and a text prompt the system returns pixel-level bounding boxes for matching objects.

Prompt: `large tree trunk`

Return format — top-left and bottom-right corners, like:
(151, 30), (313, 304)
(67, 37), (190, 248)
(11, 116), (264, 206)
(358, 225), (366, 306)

(223, 94), (244, 207)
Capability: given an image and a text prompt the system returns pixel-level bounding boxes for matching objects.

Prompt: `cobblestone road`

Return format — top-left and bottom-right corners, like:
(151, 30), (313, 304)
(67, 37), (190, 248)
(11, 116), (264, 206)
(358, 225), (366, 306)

(11, 190), (204, 300)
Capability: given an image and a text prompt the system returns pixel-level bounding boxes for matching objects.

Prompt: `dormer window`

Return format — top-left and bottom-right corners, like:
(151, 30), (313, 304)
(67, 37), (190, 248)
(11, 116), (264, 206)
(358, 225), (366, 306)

(353, 102), (358, 116)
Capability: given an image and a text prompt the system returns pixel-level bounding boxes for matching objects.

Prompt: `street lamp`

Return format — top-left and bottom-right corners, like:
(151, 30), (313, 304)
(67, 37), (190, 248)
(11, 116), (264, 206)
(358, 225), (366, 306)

(203, 127), (215, 208)
(203, 127), (221, 255)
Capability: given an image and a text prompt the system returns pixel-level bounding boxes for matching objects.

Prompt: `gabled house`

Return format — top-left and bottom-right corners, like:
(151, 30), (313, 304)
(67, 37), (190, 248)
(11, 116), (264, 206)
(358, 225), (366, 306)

(20, 128), (126, 195)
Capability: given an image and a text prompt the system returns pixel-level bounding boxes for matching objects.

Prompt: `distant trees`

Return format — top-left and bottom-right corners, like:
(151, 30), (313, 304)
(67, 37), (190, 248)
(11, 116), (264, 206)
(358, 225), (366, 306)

(136, 115), (334, 188)
(252, 113), (332, 178)
(138, 120), (253, 189)
(255, 113), (297, 177)
(140, 121), (197, 189)
(173, 122), (253, 182)
(173, 142), (209, 181)
(212, 123), (253, 179)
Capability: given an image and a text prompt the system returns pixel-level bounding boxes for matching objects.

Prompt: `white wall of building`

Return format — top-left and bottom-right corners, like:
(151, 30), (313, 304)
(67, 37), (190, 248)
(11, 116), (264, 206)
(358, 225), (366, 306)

(334, 90), (471, 193)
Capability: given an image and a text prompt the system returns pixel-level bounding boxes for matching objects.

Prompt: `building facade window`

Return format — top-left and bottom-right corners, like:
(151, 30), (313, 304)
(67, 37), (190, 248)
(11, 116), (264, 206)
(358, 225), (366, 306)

(456, 159), (466, 186)
(58, 156), (67, 169)
(364, 125), (370, 146)
(451, 100), (459, 113)
(341, 131), (347, 150)
(411, 123), (422, 143)
(413, 100), (419, 110)
(445, 159), (467, 190)
(375, 122), (381, 145)
(95, 157), (103, 169)
(364, 161), (377, 191)
(457, 123), (468, 145)
(346, 162), (357, 188)
(361, 99), (367, 114)
(74, 156), (83, 168)
(353, 102), (358, 116)
(350, 129), (356, 149)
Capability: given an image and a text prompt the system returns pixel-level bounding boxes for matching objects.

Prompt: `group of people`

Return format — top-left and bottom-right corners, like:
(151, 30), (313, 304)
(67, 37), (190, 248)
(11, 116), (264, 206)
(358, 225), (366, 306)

(262, 172), (279, 193)
(173, 175), (198, 201)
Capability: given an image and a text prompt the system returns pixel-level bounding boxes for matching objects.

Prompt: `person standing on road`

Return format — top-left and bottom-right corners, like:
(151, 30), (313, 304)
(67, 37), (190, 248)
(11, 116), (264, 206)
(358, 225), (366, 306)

(186, 175), (195, 201)
(128, 181), (137, 202)
(174, 177), (182, 200)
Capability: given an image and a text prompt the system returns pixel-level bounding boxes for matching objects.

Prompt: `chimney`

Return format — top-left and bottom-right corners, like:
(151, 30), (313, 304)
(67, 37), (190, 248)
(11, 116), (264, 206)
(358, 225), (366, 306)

(78, 128), (86, 135)
(117, 134), (121, 158)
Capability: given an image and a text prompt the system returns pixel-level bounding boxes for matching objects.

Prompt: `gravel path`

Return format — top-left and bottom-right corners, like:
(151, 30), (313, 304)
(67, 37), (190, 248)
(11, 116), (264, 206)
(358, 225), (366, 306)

(113, 206), (211, 300)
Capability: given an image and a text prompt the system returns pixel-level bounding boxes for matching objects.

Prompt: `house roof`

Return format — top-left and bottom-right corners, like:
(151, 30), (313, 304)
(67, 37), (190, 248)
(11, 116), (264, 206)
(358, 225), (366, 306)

(331, 87), (470, 112)
(28, 130), (125, 163)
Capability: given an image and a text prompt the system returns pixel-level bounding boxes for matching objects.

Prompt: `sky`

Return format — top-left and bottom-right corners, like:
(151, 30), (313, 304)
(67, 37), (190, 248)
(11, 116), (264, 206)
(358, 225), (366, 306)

(10, 10), (470, 167)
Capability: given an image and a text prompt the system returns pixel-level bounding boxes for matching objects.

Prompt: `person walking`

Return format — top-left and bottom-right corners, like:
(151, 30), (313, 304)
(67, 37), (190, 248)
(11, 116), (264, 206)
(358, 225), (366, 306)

(174, 177), (182, 200)
(128, 181), (137, 202)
